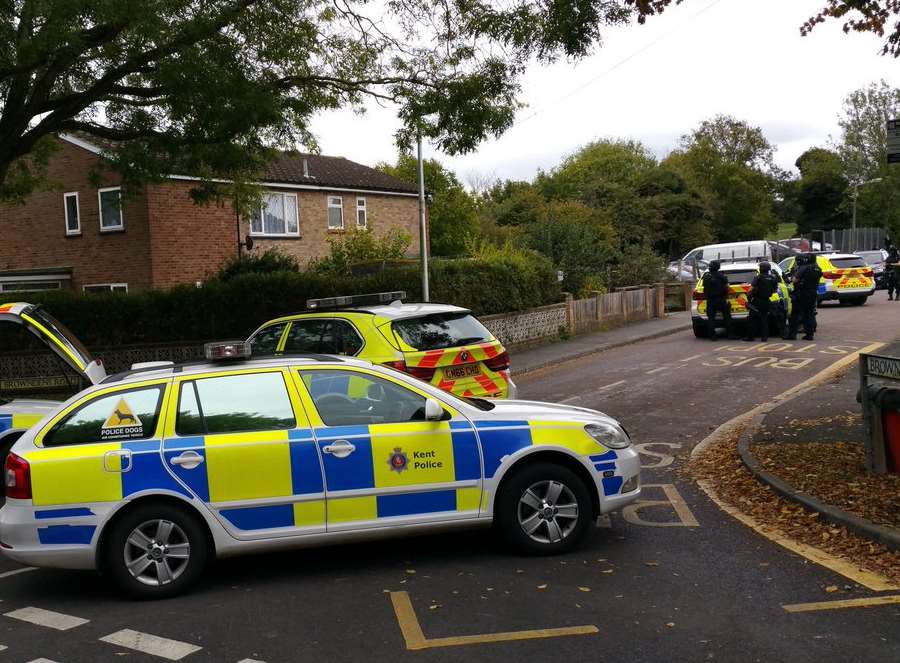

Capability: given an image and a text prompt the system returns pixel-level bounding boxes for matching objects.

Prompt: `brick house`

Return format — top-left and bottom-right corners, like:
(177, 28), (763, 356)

(0, 134), (422, 294)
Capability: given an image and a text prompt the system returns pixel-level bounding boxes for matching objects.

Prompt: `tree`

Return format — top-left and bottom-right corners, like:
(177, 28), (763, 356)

(377, 154), (478, 256)
(801, 2), (900, 57)
(665, 116), (778, 242)
(833, 80), (900, 235)
(636, 167), (712, 258)
(0, 0), (672, 202)
(791, 148), (850, 234)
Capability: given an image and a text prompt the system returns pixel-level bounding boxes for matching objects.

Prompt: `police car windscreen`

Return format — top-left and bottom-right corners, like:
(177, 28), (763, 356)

(724, 270), (757, 285)
(830, 256), (867, 268)
(392, 313), (491, 351)
(857, 252), (884, 265)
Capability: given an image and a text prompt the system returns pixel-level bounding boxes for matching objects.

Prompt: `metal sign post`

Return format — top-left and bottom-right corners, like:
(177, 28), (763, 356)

(859, 353), (900, 473)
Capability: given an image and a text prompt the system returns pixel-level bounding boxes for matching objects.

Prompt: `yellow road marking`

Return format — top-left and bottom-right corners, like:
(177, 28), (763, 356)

(389, 591), (598, 650)
(697, 479), (899, 592)
(782, 595), (900, 613)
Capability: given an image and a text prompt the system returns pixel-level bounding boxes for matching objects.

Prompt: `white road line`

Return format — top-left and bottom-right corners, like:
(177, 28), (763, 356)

(677, 354), (703, 363)
(237, 659), (267, 663)
(100, 629), (202, 661)
(645, 367), (669, 374)
(596, 379), (626, 391)
(0, 645), (7, 651)
(0, 566), (37, 579)
(26, 659), (59, 663)
(560, 395), (582, 404)
(5, 607), (89, 630)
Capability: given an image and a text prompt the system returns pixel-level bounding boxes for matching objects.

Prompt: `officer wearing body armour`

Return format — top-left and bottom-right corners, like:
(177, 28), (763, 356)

(785, 253), (822, 341)
(886, 245), (900, 301)
(701, 260), (732, 340)
(743, 262), (778, 342)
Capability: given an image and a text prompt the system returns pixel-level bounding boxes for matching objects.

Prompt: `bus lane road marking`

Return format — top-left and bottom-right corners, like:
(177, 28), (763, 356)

(695, 342), (870, 371)
(389, 591), (597, 650)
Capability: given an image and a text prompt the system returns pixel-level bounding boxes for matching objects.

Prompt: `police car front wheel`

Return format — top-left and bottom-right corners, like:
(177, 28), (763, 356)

(105, 502), (210, 598)
(497, 463), (591, 555)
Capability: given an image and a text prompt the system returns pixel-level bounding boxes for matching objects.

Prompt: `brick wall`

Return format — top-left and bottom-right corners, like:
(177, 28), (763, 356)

(0, 138), (153, 291)
(245, 189), (422, 265)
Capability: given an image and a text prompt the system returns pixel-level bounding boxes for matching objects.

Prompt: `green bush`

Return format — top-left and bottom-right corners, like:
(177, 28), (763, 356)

(215, 248), (301, 280)
(8, 254), (561, 348)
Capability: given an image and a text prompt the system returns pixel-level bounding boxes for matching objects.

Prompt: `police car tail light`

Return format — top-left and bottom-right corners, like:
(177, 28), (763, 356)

(5, 452), (31, 500)
(484, 351), (511, 372)
(863, 268), (874, 277)
(381, 360), (435, 381)
(691, 291), (706, 301)
(823, 271), (839, 280)
(204, 341), (251, 361)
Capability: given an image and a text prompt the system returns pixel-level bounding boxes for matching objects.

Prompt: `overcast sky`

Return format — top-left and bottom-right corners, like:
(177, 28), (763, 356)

(309, 0), (898, 186)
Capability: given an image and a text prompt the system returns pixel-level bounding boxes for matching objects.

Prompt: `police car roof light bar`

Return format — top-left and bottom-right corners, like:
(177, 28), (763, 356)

(306, 291), (406, 310)
(204, 341), (252, 361)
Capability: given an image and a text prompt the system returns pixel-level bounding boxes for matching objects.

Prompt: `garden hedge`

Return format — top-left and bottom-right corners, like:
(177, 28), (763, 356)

(3, 257), (561, 348)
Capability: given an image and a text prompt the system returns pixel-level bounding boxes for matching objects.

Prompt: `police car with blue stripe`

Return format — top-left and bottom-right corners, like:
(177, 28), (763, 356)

(1, 342), (641, 597)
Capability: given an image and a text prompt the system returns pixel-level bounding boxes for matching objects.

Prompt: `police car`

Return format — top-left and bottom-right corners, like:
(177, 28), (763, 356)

(0, 342), (641, 598)
(0, 303), (107, 459)
(247, 292), (516, 399)
(778, 253), (875, 305)
(691, 262), (791, 338)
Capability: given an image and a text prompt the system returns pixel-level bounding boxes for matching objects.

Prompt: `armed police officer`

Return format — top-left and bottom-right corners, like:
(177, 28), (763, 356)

(743, 262), (778, 342)
(701, 260), (732, 340)
(785, 253), (822, 341)
(886, 245), (900, 301)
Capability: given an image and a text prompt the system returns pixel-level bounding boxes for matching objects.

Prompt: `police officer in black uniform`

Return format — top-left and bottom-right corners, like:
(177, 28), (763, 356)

(785, 253), (822, 341)
(886, 245), (900, 301)
(743, 262), (778, 342)
(701, 260), (732, 340)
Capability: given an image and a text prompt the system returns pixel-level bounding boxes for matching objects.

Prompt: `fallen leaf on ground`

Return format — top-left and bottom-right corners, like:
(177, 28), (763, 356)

(578, 586), (591, 592)
(825, 585), (838, 593)
(537, 584), (548, 589)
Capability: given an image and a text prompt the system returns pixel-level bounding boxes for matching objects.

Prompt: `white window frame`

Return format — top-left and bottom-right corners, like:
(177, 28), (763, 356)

(83, 283), (129, 294)
(327, 195), (344, 230)
(64, 192), (81, 235)
(250, 191), (300, 237)
(356, 197), (367, 228)
(98, 186), (124, 232)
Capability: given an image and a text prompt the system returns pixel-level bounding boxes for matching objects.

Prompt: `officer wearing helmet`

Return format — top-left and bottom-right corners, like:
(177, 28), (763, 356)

(785, 253), (821, 341)
(700, 260), (732, 340)
(743, 261), (779, 342)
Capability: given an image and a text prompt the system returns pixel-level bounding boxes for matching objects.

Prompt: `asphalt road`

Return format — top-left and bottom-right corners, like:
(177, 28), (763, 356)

(1, 296), (899, 662)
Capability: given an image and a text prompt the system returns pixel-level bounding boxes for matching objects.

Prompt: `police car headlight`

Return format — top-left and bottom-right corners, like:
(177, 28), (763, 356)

(584, 422), (631, 449)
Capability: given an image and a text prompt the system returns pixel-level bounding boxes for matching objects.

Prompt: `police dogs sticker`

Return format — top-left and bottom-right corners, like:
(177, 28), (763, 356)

(101, 398), (144, 440)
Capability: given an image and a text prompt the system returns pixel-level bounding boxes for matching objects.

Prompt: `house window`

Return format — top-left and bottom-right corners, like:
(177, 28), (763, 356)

(98, 187), (123, 231)
(250, 192), (299, 237)
(64, 192), (80, 235)
(356, 197), (367, 228)
(0, 281), (62, 293)
(327, 196), (344, 229)
(83, 283), (128, 294)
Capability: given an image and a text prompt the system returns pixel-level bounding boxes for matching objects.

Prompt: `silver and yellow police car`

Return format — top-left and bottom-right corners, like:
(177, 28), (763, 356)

(1, 342), (641, 598)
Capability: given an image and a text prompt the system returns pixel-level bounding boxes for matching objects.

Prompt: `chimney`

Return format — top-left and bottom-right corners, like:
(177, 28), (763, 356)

(302, 158), (310, 178)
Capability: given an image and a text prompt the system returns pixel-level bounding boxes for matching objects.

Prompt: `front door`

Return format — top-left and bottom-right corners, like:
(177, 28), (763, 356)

(293, 367), (482, 531)
(161, 368), (326, 539)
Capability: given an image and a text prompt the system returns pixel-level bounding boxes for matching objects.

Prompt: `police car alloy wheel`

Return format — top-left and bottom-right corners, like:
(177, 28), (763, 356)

(105, 503), (209, 598)
(496, 463), (591, 555)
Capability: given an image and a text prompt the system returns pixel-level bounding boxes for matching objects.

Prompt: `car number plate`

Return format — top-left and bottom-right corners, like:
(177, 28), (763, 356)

(444, 364), (482, 380)
(837, 278), (864, 288)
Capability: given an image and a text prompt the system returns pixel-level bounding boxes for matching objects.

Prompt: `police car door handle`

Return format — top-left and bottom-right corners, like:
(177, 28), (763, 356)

(170, 450), (204, 470)
(322, 440), (356, 458)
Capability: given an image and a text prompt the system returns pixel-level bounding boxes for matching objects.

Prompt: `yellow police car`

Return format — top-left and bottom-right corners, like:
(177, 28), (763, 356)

(691, 262), (791, 338)
(1, 302), (107, 457)
(247, 292), (516, 399)
(0, 342), (641, 598)
(778, 253), (875, 306)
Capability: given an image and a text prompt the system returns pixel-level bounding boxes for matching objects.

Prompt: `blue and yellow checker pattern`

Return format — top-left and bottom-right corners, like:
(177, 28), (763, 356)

(0, 413), (44, 434)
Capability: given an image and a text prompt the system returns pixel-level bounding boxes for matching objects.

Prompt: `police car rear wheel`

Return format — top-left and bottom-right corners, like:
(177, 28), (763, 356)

(692, 320), (708, 338)
(106, 503), (209, 598)
(497, 463), (591, 555)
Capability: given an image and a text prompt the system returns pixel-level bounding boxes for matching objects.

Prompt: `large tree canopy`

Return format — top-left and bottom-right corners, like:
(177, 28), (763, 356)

(0, 0), (673, 201)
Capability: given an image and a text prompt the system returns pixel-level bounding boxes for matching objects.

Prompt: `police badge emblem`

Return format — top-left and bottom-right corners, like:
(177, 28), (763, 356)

(388, 447), (408, 473)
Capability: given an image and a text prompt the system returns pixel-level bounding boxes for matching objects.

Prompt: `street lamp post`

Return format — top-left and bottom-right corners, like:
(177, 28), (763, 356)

(851, 177), (883, 250)
(417, 133), (430, 303)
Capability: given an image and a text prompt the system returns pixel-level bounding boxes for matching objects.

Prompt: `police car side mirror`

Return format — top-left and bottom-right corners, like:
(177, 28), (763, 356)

(424, 398), (444, 422)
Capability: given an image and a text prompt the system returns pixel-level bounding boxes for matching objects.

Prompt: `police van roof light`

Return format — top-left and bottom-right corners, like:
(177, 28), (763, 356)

(204, 341), (252, 361)
(306, 291), (406, 310)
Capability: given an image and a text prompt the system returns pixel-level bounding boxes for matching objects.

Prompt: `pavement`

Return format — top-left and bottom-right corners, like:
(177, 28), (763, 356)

(512, 311), (691, 376)
(2, 299), (900, 662)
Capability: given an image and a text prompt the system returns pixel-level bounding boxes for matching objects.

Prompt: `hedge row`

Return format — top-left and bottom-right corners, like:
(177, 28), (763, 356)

(7, 257), (561, 348)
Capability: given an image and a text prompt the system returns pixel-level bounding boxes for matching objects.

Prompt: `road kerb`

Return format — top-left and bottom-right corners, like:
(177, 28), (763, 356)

(691, 342), (898, 591)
